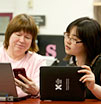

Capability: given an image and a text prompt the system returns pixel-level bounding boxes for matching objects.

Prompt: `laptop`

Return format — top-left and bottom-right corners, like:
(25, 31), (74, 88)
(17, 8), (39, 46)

(40, 66), (86, 101)
(0, 63), (31, 101)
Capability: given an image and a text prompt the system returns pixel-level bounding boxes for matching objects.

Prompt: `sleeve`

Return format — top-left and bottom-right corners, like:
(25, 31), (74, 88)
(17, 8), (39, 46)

(92, 56), (101, 85)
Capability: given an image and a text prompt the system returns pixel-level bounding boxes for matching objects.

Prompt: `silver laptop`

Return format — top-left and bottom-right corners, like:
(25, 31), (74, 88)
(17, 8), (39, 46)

(40, 66), (86, 101)
(0, 63), (30, 101)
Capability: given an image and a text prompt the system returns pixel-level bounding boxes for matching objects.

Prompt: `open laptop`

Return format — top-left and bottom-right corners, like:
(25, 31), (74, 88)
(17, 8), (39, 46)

(40, 66), (86, 101)
(0, 63), (31, 101)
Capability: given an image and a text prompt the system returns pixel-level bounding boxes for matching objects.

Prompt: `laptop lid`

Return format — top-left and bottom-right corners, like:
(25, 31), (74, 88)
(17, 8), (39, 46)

(0, 63), (30, 101)
(0, 63), (17, 97)
(40, 66), (86, 101)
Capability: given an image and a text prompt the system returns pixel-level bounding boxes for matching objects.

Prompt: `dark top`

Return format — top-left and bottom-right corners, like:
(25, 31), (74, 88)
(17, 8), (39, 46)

(52, 55), (101, 99)
(69, 55), (101, 99)
(86, 55), (101, 99)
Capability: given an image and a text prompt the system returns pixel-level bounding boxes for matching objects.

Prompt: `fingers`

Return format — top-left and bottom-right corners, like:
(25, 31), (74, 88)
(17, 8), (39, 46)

(77, 65), (95, 90)
(14, 75), (39, 95)
(77, 65), (94, 83)
(15, 77), (28, 87)
(78, 65), (92, 74)
(78, 69), (91, 74)
(79, 74), (94, 83)
(18, 74), (32, 84)
(14, 76), (36, 91)
(81, 65), (91, 71)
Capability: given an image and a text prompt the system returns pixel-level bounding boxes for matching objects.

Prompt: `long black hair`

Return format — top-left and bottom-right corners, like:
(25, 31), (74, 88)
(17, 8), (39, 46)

(65, 17), (101, 65)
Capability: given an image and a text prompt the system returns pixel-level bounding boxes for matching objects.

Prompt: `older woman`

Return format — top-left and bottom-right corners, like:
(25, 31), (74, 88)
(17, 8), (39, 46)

(0, 14), (46, 97)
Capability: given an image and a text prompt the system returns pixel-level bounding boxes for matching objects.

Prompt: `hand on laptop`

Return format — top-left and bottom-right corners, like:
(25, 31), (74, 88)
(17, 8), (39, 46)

(14, 74), (39, 96)
(78, 65), (95, 90)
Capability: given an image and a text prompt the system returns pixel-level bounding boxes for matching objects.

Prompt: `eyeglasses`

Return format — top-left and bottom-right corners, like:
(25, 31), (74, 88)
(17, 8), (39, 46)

(64, 32), (82, 44)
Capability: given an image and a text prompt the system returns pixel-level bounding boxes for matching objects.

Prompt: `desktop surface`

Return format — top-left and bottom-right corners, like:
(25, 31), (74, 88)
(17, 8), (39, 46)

(0, 98), (100, 104)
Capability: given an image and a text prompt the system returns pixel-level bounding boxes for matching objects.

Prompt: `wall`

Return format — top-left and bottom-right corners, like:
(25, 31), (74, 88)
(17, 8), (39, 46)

(32, 0), (94, 35)
(0, 0), (93, 36)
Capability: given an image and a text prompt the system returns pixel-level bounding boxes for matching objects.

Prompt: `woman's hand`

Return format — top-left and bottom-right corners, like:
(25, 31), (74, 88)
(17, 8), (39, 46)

(14, 74), (39, 96)
(78, 65), (95, 90)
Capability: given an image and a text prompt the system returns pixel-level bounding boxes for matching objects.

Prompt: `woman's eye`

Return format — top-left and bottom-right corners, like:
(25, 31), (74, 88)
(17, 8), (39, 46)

(25, 36), (31, 39)
(73, 38), (78, 41)
(72, 36), (79, 41)
(16, 34), (21, 36)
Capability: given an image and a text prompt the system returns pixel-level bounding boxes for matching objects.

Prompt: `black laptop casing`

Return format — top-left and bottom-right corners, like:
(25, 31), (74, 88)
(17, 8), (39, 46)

(40, 66), (86, 101)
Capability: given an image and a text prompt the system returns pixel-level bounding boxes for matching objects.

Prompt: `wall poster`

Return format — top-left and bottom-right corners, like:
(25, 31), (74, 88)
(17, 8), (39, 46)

(0, 13), (12, 35)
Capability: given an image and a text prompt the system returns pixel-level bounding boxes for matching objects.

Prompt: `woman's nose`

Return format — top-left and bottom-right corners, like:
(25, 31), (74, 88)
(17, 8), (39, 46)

(19, 36), (25, 42)
(65, 38), (71, 44)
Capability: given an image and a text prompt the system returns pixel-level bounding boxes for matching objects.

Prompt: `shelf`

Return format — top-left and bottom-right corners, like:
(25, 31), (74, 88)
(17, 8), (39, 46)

(93, 2), (101, 6)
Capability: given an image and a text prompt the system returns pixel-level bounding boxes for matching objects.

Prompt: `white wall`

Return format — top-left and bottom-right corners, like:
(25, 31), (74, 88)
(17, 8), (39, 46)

(0, 0), (94, 35)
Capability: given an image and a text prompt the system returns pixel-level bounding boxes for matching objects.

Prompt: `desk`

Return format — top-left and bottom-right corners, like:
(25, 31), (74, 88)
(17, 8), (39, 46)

(0, 98), (101, 104)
